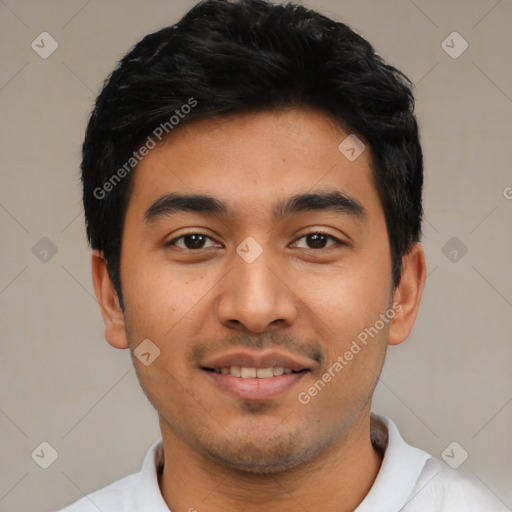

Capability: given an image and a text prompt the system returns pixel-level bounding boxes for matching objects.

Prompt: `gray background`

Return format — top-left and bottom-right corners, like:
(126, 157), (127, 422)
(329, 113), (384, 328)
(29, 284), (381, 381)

(1, 1), (511, 511)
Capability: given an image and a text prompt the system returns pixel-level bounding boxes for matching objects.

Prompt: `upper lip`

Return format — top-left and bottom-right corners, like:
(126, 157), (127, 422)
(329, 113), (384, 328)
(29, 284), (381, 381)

(201, 350), (313, 372)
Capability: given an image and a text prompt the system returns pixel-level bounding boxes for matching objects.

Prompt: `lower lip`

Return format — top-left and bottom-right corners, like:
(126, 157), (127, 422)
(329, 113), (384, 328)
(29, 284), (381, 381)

(204, 370), (308, 401)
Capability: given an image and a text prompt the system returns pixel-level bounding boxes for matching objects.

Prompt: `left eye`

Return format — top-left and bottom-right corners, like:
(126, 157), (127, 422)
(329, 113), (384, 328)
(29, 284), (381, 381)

(168, 234), (218, 250)
(292, 232), (343, 250)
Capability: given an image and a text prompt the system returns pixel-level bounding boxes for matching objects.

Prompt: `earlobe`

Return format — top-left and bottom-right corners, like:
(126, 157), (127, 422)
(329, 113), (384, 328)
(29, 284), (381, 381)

(387, 242), (427, 346)
(91, 250), (129, 349)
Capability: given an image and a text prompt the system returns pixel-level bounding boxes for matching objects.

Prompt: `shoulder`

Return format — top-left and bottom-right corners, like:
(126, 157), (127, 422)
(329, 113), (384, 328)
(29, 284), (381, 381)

(55, 473), (138, 512)
(403, 457), (509, 512)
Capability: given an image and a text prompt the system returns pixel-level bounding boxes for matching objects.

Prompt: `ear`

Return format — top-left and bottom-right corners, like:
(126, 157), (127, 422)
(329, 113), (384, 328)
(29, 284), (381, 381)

(91, 250), (129, 349)
(388, 242), (427, 346)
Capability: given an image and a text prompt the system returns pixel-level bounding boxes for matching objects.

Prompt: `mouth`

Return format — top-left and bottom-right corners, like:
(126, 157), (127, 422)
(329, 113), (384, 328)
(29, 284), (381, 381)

(202, 366), (308, 378)
(200, 351), (312, 401)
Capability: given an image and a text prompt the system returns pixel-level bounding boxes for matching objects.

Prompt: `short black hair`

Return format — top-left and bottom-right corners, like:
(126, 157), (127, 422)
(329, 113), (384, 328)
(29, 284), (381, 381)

(81, 0), (423, 308)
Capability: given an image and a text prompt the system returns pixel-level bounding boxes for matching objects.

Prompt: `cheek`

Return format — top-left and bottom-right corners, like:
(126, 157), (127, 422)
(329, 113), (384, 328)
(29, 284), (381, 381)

(121, 264), (179, 347)
(292, 247), (392, 375)
(294, 255), (390, 329)
(121, 268), (199, 408)
(121, 259), (218, 359)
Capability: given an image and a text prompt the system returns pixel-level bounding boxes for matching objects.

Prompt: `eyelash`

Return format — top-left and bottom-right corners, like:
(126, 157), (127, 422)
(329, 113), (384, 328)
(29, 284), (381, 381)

(166, 231), (345, 251)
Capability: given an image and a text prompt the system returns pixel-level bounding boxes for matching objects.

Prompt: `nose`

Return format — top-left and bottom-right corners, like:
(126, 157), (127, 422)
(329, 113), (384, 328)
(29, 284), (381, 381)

(215, 247), (299, 333)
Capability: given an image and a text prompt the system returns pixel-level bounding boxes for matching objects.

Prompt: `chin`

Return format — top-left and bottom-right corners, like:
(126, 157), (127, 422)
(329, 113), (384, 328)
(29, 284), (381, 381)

(197, 435), (321, 475)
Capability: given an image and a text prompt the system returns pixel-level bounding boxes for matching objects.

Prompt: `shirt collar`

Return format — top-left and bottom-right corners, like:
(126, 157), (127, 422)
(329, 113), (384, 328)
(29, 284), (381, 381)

(355, 413), (432, 512)
(132, 437), (169, 510)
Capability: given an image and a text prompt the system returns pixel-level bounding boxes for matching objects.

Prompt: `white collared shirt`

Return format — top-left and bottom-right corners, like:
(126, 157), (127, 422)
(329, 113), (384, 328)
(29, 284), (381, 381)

(56, 413), (508, 511)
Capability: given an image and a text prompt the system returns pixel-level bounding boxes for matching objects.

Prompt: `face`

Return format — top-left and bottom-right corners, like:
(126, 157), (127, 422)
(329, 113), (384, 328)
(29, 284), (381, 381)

(114, 108), (401, 472)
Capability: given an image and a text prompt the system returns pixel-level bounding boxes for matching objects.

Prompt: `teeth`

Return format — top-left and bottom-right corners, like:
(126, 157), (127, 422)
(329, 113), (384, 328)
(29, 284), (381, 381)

(214, 366), (295, 378)
(241, 367), (257, 378)
(256, 368), (273, 378)
(230, 366), (241, 377)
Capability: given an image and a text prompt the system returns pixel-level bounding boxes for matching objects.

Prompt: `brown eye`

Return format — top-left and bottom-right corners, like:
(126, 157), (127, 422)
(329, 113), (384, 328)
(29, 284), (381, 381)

(167, 233), (217, 250)
(305, 233), (329, 249)
(293, 232), (344, 250)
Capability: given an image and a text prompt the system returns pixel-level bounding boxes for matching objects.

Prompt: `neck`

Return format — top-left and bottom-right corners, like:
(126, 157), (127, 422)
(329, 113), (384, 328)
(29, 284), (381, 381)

(157, 407), (383, 512)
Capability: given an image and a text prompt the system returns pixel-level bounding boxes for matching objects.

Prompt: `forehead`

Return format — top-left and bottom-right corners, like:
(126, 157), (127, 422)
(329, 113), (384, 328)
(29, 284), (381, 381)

(126, 108), (380, 224)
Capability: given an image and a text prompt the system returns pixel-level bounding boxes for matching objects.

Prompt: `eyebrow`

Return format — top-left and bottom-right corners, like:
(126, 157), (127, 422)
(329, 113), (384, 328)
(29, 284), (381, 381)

(144, 190), (368, 224)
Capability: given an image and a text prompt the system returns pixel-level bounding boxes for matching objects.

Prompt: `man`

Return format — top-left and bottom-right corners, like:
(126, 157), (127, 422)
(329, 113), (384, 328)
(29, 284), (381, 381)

(57, 0), (507, 510)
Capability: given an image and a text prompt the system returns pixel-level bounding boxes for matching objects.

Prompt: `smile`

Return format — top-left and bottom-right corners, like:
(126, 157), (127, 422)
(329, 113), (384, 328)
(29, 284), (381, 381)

(202, 367), (310, 401)
(204, 366), (305, 378)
